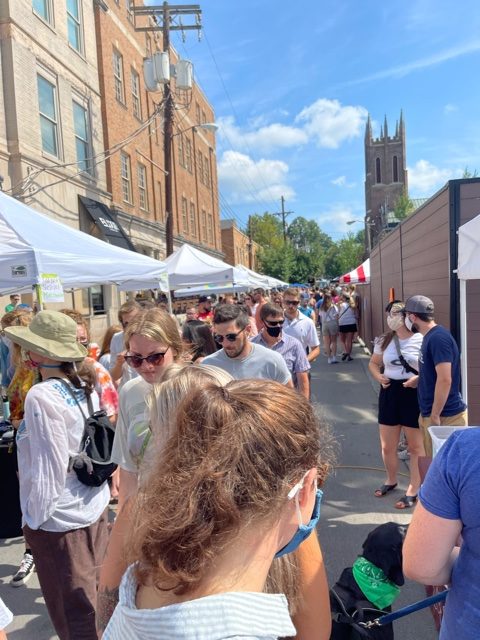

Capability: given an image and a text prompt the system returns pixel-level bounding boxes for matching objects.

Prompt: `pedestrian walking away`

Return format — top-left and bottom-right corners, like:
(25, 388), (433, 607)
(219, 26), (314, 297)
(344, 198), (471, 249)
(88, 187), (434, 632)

(368, 301), (425, 509)
(337, 293), (358, 361)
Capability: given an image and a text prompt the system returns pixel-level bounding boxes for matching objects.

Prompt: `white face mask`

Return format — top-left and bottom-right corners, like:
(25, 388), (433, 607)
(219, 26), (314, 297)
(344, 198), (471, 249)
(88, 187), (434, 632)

(405, 315), (414, 332)
(387, 315), (404, 331)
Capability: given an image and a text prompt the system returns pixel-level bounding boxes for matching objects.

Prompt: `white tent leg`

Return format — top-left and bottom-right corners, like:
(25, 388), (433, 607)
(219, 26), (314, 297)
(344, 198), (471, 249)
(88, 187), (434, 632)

(460, 278), (468, 406)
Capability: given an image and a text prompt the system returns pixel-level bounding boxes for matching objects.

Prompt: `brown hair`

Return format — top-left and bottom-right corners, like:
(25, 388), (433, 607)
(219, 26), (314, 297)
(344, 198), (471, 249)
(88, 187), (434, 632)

(99, 324), (122, 358)
(118, 300), (141, 323)
(60, 308), (90, 341)
(259, 302), (284, 322)
(320, 293), (332, 312)
(283, 287), (300, 300)
(2, 309), (34, 367)
(131, 380), (332, 596)
(124, 308), (183, 359)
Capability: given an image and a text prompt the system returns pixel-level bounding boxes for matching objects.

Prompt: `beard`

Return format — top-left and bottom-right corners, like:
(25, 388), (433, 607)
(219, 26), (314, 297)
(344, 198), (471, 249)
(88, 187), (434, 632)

(224, 336), (247, 359)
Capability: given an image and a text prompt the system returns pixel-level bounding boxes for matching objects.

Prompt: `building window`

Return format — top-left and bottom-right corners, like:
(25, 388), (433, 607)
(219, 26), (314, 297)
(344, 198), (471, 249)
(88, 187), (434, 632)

(37, 74), (59, 157)
(185, 138), (192, 173)
(157, 181), (163, 221)
(189, 202), (196, 237)
(178, 134), (185, 168)
(375, 157), (381, 184)
(126, 0), (134, 23)
(113, 49), (125, 104)
(195, 102), (201, 125)
(201, 109), (206, 124)
(181, 196), (188, 234)
(72, 100), (91, 174)
(207, 212), (213, 244)
(201, 208), (207, 241)
(393, 155), (398, 182)
(137, 163), (148, 210)
(197, 150), (203, 185)
(67, 0), (83, 53)
(121, 153), (132, 203)
(90, 285), (106, 315)
(203, 155), (210, 189)
(131, 69), (141, 119)
(33, 0), (52, 23)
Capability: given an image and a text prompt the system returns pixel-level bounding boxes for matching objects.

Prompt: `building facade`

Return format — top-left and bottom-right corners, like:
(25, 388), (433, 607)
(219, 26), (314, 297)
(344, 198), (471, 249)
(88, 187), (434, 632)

(94, 0), (222, 259)
(221, 219), (260, 270)
(364, 112), (407, 247)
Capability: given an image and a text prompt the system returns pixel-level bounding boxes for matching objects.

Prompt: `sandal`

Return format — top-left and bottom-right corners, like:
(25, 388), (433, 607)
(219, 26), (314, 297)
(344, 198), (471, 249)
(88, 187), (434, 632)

(374, 483), (398, 497)
(395, 495), (417, 509)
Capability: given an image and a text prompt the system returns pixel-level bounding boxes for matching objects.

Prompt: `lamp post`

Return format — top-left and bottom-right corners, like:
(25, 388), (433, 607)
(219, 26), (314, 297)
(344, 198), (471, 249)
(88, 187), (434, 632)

(347, 218), (375, 254)
(165, 122), (218, 255)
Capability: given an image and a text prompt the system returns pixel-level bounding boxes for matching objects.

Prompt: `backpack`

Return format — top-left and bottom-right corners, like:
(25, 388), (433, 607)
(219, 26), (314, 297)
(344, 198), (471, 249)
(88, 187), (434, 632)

(54, 378), (118, 487)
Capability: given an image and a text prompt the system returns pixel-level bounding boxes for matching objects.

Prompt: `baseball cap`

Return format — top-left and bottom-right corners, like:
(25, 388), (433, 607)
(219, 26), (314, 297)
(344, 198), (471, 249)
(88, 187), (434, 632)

(198, 296), (211, 303)
(404, 295), (434, 315)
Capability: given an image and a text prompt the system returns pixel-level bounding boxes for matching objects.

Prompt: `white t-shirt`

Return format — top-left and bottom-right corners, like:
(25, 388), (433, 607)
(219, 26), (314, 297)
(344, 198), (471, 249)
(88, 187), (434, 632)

(282, 313), (320, 351)
(16, 379), (110, 532)
(374, 333), (423, 380)
(319, 306), (339, 324)
(0, 597), (13, 631)
(111, 376), (151, 474)
(201, 343), (291, 384)
(337, 303), (357, 326)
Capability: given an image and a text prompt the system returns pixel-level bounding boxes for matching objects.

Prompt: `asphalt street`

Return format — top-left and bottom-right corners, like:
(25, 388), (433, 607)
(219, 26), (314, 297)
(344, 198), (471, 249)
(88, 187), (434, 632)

(0, 341), (436, 639)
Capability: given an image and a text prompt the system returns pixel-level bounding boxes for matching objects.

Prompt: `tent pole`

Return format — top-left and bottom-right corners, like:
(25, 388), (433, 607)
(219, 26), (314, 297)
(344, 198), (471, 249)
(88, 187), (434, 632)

(35, 284), (43, 311)
(459, 278), (468, 406)
(167, 290), (173, 315)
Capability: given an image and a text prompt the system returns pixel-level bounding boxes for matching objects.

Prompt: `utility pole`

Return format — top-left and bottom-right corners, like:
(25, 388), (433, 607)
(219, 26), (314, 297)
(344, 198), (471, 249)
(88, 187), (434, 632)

(273, 196), (293, 244)
(247, 214), (253, 269)
(132, 2), (202, 256)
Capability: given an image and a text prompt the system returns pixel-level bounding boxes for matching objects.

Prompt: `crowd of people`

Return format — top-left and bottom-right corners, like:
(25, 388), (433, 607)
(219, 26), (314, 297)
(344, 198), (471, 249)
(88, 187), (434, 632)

(0, 285), (476, 639)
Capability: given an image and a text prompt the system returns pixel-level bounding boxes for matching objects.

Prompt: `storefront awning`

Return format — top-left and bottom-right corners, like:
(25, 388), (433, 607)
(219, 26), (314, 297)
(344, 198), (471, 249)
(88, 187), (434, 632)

(79, 196), (136, 251)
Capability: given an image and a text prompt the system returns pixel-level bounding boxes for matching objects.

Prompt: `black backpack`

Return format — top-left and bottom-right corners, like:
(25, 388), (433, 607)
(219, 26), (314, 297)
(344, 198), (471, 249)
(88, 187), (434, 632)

(54, 378), (118, 487)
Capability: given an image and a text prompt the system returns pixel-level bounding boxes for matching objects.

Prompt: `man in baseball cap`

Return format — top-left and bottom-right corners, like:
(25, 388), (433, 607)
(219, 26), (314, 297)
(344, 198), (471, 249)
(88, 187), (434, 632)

(404, 294), (467, 456)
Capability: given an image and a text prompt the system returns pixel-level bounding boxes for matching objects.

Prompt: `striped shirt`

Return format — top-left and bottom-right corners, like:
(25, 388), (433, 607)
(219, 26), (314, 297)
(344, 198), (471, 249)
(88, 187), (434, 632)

(251, 332), (310, 374)
(103, 564), (296, 640)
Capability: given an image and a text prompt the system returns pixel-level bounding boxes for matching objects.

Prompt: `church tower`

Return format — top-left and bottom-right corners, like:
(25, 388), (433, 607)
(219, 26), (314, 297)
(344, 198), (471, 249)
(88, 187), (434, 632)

(364, 111), (407, 248)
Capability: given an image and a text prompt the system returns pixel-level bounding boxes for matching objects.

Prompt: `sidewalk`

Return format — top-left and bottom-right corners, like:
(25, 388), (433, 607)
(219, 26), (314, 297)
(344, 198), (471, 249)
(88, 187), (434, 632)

(313, 341), (435, 639)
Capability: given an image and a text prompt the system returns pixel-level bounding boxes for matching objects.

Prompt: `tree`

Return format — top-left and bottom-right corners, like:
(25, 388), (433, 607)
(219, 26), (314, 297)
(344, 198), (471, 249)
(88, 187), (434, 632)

(286, 217), (334, 281)
(393, 190), (415, 221)
(463, 167), (479, 178)
(259, 244), (296, 282)
(324, 232), (364, 279)
(247, 213), (283, 250)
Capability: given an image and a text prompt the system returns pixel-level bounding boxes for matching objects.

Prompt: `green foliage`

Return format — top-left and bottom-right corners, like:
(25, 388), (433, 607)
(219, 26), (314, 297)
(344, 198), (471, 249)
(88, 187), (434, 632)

(463, 167), (479, 178)
(247, 213), (283, 250)
(393, 190), (415, 221)
(324, 232), (364, 278)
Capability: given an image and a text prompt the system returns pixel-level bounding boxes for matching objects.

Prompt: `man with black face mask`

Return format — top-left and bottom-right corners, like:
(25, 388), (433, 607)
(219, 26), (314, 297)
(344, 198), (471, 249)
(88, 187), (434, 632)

(404, 295), (467, 456)
(251, 303), (311, 399)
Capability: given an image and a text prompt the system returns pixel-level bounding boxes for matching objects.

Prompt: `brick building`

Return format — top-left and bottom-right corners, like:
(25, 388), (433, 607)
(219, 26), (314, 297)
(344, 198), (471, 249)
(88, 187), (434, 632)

(364, 112), (407, 247)
(94, 0), (222, 259)
(221, 219), (260, 270)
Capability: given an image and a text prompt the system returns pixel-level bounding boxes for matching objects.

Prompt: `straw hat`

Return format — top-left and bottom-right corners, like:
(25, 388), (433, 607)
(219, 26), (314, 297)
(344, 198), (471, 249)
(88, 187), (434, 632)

(5, 310), (87, 362)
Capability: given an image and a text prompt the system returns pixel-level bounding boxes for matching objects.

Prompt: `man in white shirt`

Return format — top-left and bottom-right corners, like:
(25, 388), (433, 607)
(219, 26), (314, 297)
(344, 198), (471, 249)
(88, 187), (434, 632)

(282, 288), (321, 363)
(202, 304), (292, 385)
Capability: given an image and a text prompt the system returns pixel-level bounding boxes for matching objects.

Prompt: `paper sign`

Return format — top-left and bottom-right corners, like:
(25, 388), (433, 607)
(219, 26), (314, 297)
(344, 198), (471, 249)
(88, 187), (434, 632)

(39, 273), (64, 303)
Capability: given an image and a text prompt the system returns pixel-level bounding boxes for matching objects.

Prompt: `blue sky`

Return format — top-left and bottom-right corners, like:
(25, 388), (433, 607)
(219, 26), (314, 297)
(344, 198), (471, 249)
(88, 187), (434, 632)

(164, 0), (480, 240)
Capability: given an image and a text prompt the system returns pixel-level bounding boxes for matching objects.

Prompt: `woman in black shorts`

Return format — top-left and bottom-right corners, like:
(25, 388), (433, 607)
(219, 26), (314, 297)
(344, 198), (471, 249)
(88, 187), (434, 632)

(368, 301), (425, 509)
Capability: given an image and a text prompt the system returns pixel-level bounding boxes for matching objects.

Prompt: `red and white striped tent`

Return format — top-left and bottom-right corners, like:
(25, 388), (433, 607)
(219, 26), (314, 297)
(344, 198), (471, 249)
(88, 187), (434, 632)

(339, 258), (370, 284)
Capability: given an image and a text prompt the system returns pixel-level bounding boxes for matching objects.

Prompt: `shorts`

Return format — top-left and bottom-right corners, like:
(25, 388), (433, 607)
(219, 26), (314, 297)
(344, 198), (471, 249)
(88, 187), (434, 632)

(378, 379), (420, 428)
(322, 321), (339, 336)
(339, 323), (357, 334)
(419, 410), (468, 457)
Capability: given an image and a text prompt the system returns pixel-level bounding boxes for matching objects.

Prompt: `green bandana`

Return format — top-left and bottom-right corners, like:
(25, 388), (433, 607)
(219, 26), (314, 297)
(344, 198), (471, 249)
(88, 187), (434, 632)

(352, 556), (401, 610)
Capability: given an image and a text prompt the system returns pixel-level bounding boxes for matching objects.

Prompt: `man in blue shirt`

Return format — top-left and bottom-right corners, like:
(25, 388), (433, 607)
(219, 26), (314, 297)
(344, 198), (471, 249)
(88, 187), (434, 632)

(251, 303), (311, 399)
(404, 295), (467, 456)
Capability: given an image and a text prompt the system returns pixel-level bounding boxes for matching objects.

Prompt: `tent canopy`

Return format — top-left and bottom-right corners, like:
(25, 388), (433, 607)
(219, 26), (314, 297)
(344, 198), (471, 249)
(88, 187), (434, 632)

(338, 258), (370, 284)
(0, 191), (168, 293)
(457, 214), (480, 280)
(164, 243), (248, 290)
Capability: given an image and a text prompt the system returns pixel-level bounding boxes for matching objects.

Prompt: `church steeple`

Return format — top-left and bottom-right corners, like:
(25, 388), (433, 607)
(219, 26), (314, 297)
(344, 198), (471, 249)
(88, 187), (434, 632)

(383, 115), (388, 139)
(365, 114), (372, 143)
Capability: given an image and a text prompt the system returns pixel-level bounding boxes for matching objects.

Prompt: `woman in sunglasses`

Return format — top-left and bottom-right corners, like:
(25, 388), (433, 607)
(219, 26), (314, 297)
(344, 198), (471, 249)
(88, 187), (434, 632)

(111, 308), (183, 511)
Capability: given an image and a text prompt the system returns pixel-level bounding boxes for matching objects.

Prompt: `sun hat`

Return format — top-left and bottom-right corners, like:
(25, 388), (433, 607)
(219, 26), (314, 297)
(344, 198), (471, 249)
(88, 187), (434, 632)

(4, 310), (87, 362)
(404, 295), (434, 315)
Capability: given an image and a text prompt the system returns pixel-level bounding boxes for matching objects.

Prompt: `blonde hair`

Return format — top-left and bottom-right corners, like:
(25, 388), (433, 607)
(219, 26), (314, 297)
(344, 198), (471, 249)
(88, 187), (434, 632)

(132, 380), (332, 596)
(124, 308), (183, 359)
(2, 309), (33, 367)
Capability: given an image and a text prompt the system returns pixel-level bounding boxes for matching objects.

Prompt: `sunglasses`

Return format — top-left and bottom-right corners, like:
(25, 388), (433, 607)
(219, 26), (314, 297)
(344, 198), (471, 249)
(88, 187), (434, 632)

(264, 319), (284, 327)
(284, 300), (299, 306)
(124, 349), (169, 368)
(214, 328), (245, 343)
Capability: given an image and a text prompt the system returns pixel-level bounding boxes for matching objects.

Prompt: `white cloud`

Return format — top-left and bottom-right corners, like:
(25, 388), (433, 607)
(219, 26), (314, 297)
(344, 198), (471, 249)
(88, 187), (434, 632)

(444, 103), (458, 114)
(331, 175), (356, 188)
(316, 203), (358, 232)
(217, 150), (295, 204)
(295, 99), (368, 149)
(408, 160), (459, 195)
(218, 116), (307, 154)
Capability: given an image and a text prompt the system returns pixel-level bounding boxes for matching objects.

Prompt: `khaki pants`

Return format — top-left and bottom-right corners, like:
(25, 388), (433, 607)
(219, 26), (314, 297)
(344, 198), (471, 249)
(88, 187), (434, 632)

(24, 510), (108, 640)
(419, 410), (468, 457)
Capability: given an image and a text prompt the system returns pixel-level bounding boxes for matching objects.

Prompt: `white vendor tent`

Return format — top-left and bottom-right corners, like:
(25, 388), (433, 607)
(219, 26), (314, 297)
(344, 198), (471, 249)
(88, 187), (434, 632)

(338, 258), (370, 284)
(0, 191), (168, 293)
(234, 265), (270, 288)
(163, 243), (248, 290)
(456, 213), (480, 404)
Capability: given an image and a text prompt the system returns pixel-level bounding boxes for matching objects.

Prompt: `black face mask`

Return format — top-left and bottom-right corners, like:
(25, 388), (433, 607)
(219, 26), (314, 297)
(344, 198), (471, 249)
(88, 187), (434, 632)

(265, 325), (282, 338)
